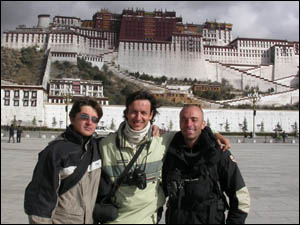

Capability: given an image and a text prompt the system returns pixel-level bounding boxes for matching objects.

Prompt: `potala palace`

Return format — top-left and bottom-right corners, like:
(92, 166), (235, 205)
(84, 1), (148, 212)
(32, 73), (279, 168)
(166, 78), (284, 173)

(1, 8), (299, 132)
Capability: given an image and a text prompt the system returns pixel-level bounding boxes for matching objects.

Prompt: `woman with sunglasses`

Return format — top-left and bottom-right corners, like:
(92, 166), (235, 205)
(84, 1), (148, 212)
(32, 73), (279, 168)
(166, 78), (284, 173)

(24, 97), (103, 224)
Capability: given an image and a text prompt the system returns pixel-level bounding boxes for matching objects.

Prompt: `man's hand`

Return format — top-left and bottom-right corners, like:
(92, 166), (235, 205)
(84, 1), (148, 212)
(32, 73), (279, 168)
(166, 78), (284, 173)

(215, 133), (231, 151)
(152, 125), (160, 137)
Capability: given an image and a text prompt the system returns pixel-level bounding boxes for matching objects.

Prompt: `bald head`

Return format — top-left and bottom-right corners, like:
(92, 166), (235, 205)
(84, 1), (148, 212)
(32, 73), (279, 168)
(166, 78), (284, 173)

(180, 105), (206, 148)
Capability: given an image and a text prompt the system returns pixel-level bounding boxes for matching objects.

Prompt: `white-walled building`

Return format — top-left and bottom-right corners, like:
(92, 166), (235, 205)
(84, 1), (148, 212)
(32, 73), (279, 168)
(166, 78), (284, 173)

(1, 78), (109, 127)
(48, 78), (108, 105)
(1, 80), (47, 127)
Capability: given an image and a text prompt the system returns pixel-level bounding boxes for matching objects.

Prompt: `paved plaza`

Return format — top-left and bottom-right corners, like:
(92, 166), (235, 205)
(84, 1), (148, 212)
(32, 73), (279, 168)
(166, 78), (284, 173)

(1, 136), (299, 224)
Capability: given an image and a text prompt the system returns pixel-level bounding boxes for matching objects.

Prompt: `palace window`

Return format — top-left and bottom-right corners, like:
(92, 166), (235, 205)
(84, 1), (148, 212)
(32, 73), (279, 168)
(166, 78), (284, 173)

(5, 90), (10, 97)
(4, 99), (10, 106)
(31, 100), (37, 107)
(23, 100), (29, 107)
(32, 91), (37, 99)
(24, 91), (29, 98)
(14, 100), (19, 106)
(14, 90), (20, 98)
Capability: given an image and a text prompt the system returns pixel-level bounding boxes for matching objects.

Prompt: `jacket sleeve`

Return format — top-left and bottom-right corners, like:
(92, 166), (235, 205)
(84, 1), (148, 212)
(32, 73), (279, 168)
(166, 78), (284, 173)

(28, 215), (52, 224)
(24, 143), (61, 221)
(218, 150), (250, 224)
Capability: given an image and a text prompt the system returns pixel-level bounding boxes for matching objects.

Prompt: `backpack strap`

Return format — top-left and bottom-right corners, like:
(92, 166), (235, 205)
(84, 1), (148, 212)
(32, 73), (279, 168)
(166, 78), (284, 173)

(208, 164), (229, 210)
(58, 139), (96, 196)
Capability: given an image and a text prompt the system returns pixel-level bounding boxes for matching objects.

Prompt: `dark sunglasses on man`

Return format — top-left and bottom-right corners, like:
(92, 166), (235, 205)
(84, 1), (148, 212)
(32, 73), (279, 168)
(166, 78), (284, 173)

(79, 113), (99, 124)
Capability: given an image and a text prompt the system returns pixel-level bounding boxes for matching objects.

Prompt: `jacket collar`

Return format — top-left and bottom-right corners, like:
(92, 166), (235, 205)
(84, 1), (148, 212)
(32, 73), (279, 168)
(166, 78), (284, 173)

(169, 130), (221, 166)
(62, 125), (92, 147)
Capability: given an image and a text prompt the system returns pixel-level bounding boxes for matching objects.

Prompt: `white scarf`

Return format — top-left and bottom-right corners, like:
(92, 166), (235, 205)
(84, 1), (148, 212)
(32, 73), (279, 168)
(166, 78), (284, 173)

(123, 121), (151, 145)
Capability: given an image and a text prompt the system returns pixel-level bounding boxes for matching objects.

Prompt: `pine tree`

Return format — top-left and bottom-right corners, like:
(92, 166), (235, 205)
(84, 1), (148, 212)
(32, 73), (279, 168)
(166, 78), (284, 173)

(225, 119), (230, 132)
(293, 121), (298, 137)
(168, 120), (173, 131)
(206, 118), (211, 127)
(32, 116), (37, 127)
(260, 121), (264, 132)
(110, 119), (116, 130)
(52, 117), (57, 128)
(242, 117), (248, 133)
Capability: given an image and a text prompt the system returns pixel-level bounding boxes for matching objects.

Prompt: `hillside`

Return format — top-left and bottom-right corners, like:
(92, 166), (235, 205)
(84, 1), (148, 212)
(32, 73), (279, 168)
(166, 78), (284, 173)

(1, 47), (46, 85)
(1, 47), (145, 104)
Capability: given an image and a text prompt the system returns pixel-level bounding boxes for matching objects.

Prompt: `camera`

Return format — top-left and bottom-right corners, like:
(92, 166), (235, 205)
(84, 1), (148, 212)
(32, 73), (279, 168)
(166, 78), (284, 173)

(166, 169), (183, 200)
(126, 167), (147, 190)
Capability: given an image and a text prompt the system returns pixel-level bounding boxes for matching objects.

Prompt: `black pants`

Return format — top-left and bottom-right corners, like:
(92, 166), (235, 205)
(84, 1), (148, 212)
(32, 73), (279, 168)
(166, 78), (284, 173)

(166, 205), (225, 224)
(8, 135), (15, 143)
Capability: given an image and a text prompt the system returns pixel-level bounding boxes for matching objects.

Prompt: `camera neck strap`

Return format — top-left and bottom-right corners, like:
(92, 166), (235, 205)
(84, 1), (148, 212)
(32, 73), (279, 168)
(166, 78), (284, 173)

(111, 140), (150, 197)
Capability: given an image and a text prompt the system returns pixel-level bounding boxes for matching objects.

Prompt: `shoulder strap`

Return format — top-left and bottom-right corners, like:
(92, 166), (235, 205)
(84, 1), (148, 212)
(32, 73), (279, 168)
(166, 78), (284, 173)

(58, 140), (94, 196)
(110, 141), (150, 197)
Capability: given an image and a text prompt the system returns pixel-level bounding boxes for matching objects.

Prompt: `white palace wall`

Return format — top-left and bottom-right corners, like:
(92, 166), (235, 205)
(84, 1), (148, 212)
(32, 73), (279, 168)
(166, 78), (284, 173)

(2, 102), (298, 134)
(117, 41), (213, 80)
(117, 40), (296, 92)
(274, 54), (299, 80)
(48, 105), (299, 133)
(100, 106), (300, 134)
(117, 37), (298, 92)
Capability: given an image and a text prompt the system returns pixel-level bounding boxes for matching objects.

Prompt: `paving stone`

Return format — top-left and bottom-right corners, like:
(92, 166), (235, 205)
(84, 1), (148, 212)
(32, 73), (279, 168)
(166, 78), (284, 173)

(1, 137), (299, 224)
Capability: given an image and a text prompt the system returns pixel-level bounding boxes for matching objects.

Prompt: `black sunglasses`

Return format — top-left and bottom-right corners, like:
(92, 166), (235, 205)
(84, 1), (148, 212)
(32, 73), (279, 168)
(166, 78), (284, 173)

(79, 113), (99, 124)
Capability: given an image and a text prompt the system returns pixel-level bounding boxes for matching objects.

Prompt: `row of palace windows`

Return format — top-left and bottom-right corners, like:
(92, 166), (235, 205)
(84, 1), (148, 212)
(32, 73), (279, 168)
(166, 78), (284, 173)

(5, 33), (45, 43)
(4, 90), (37, 98)
(239, 40), (286, 48)
(50, 84), (102, 90)
(4, 99), (37, 107)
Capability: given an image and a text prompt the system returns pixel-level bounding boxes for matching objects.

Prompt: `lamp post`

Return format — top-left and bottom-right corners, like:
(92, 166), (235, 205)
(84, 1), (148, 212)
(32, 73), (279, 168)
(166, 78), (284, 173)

(248, 89), (261, 138)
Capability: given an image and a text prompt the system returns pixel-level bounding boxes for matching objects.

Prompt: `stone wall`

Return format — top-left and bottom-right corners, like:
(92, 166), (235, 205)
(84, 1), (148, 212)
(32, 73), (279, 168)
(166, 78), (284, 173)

(3, 103), (298, 133)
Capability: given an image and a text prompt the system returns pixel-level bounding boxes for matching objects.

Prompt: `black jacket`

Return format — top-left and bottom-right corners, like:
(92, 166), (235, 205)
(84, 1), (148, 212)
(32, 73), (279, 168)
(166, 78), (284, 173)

(162, 127), (250, 224)
(24, 125), (101, 223)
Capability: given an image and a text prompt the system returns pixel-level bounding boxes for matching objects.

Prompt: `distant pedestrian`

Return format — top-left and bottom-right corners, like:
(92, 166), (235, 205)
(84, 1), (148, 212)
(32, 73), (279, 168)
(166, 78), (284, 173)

(281, 131), (287, 143)
(8, 124), (15, 143)
(17, 126), (23, 143)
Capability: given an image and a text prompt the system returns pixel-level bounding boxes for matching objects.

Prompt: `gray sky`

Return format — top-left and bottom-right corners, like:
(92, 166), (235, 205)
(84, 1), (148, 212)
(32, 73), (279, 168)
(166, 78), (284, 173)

(1, 1), (299, 42)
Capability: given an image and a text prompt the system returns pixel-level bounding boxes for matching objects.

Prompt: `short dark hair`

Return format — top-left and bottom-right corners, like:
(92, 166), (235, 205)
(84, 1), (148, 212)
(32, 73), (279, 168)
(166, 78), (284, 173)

(69, 97), (103, 121)
(123, 90), (160, 124)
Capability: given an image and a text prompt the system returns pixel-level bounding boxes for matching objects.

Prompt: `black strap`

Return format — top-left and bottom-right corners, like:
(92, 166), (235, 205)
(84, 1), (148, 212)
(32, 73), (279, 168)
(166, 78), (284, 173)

(110, 141), (150, 197)
(58, 141), (94, 195)
(208, 164), (229, 210)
